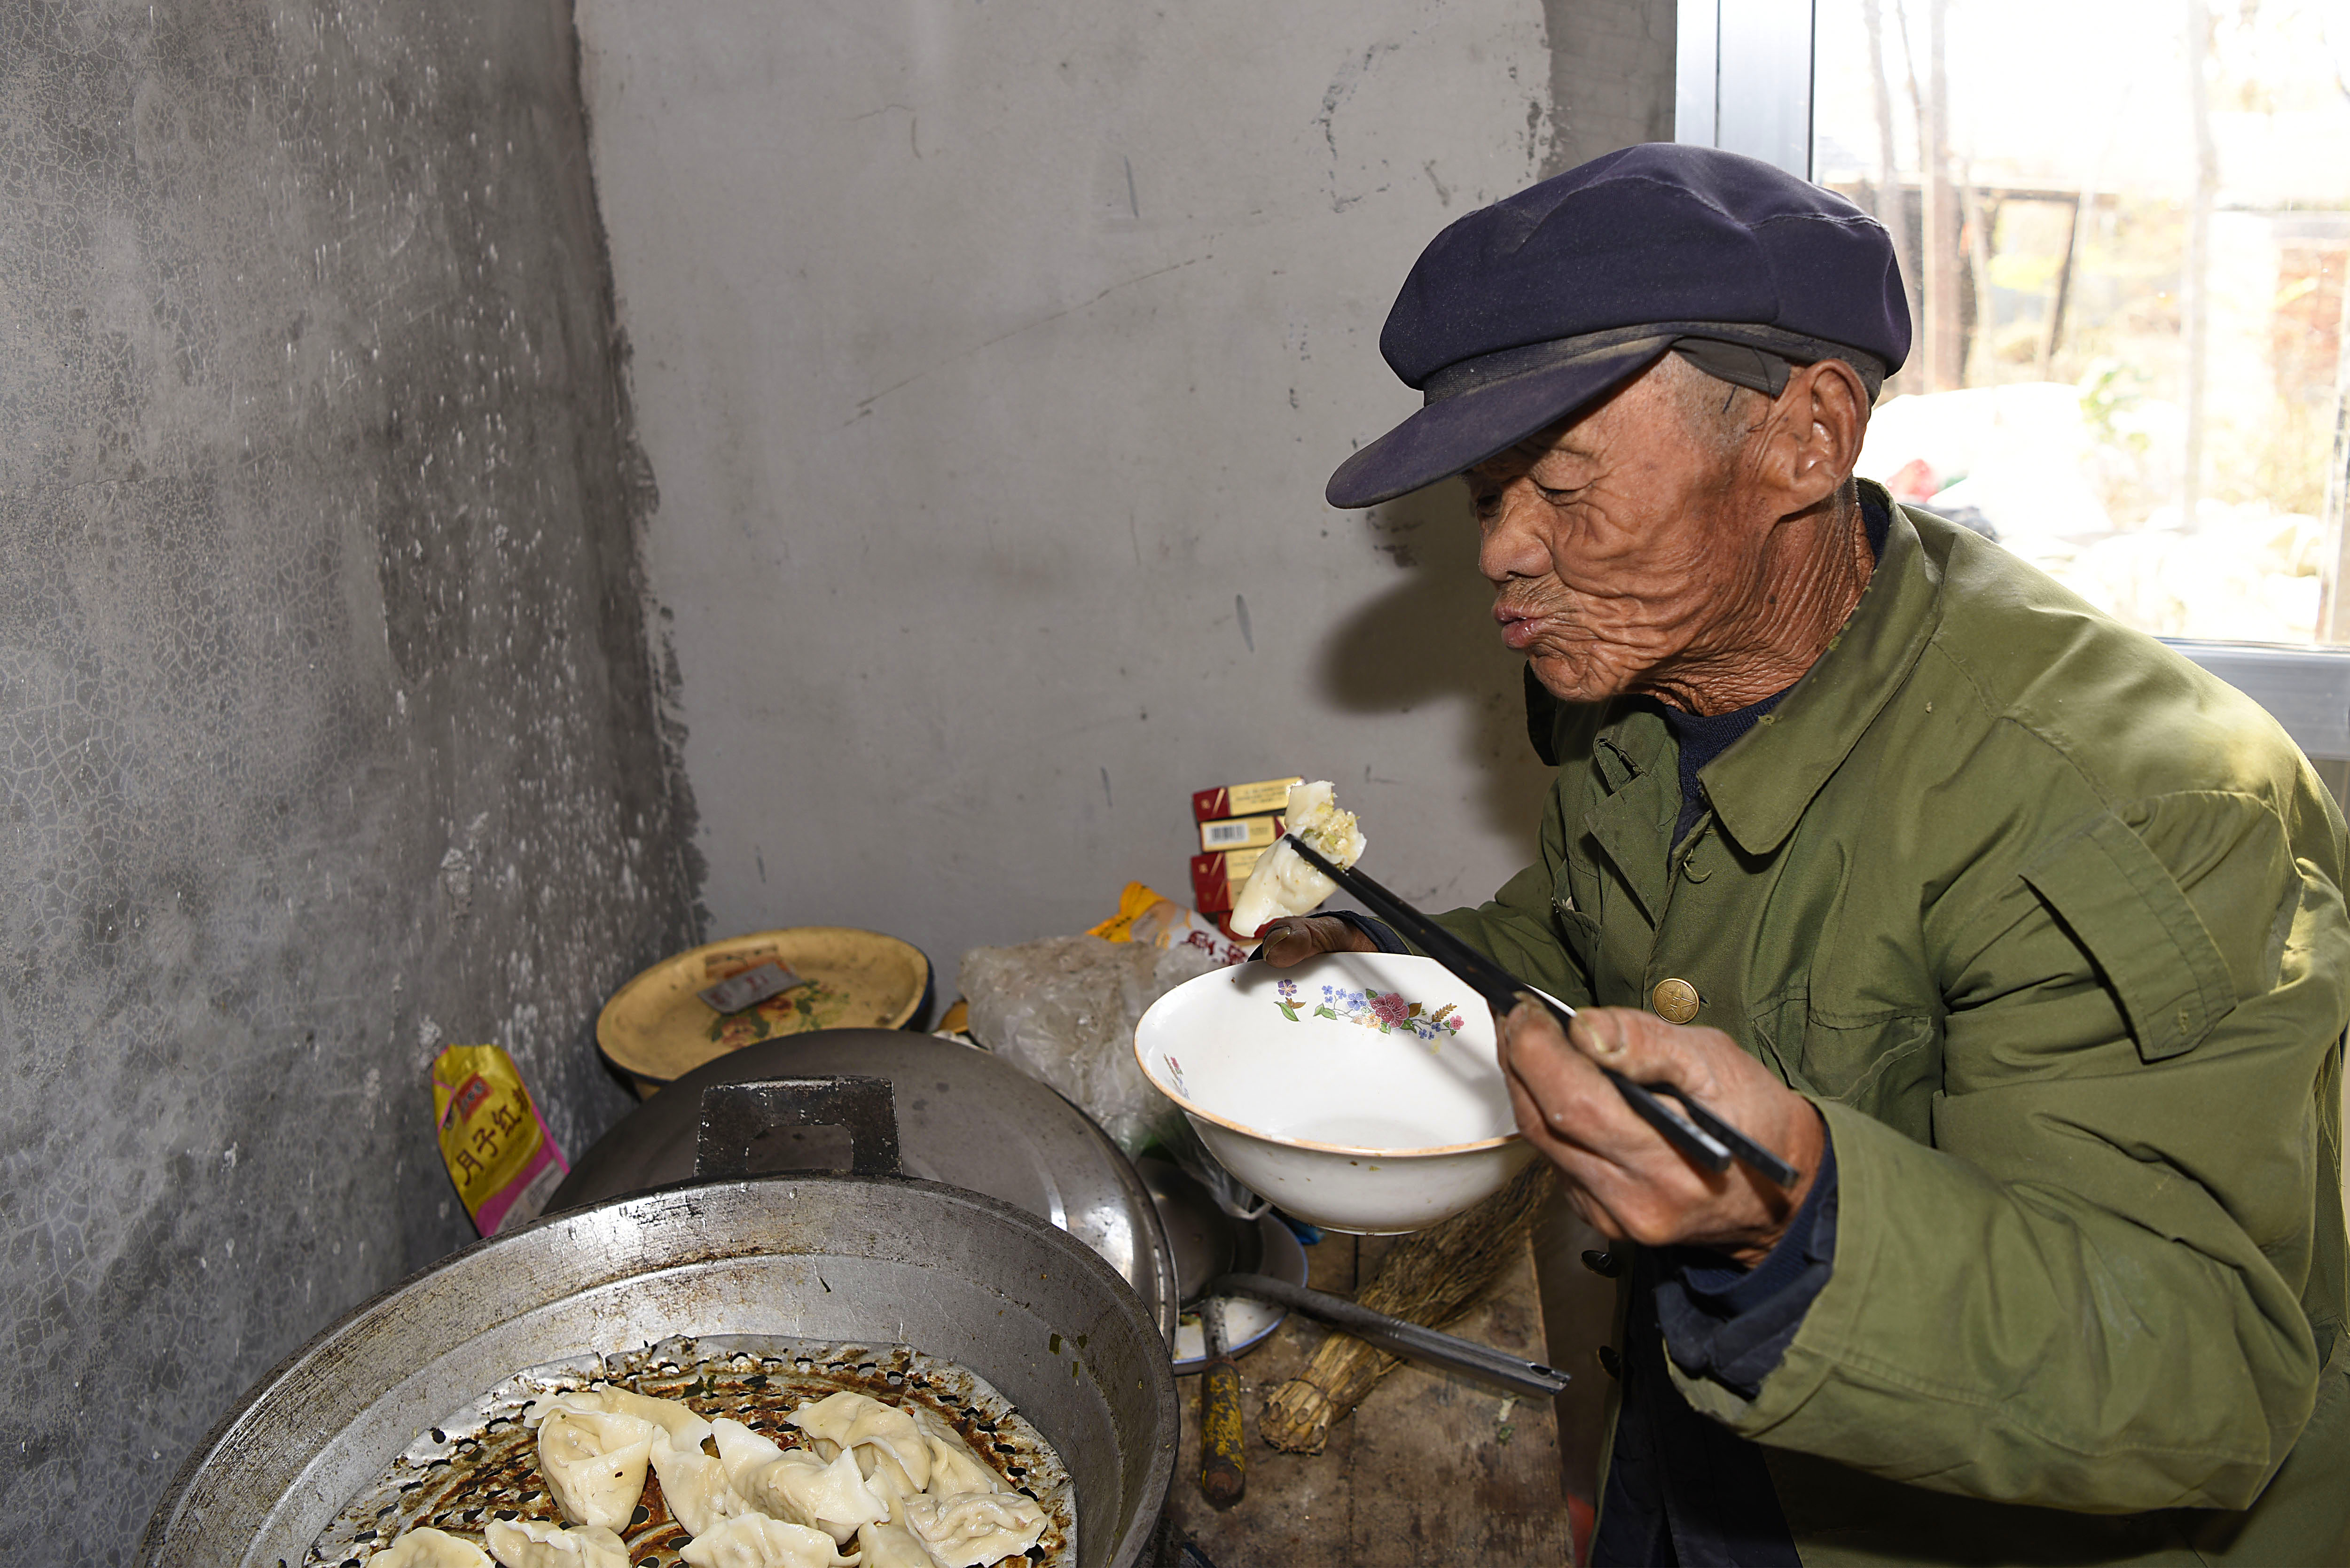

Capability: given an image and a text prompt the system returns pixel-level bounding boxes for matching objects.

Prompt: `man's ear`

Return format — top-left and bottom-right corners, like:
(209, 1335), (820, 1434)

(1756, 359), (1868, 512)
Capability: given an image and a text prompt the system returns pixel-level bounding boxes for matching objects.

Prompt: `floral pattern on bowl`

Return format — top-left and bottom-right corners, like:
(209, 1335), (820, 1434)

(1274, 978), (1465, 1047)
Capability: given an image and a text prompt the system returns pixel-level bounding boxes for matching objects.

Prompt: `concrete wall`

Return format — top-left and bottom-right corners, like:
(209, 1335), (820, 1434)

(1542, 0), (1677, 172)
(575, 0), (1662, 995)
(0, 3), (698, 1557)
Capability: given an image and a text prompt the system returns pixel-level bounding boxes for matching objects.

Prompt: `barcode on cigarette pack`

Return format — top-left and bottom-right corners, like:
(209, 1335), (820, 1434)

(1199, 814), (1285, 853)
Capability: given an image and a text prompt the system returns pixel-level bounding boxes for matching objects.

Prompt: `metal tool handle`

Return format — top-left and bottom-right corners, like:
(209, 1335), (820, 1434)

(1198, 1298), (1246, 1508)
(696, 1076), (904, 1178)
(1210, 1272), (1569, 1398)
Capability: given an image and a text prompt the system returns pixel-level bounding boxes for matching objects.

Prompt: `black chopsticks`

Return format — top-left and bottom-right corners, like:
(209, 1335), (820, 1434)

(1280, 835), (1799, 1189)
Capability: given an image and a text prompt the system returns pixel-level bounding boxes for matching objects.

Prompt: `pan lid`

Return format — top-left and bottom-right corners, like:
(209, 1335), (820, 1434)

(553, 1030), (1177, 1341)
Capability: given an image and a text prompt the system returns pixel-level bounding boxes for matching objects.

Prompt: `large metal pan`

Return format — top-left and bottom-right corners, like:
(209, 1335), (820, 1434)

(138, 1167), (1178, 1566)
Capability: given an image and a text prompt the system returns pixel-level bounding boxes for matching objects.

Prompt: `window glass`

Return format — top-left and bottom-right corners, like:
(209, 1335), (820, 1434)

(1813, 0), (2350, 644)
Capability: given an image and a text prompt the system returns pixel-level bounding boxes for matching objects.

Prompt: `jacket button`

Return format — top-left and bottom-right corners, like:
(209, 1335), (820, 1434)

(1651, 977), (1700, 1023)
(1596, 1345), (1623, 1378)
(1581, 1248), (1623, 1278)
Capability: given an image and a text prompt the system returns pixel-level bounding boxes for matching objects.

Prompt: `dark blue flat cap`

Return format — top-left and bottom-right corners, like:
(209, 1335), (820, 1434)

(1326, 143), (1911, 509)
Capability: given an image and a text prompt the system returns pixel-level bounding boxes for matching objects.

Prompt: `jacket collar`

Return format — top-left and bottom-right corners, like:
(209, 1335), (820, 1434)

(1582, 705), (1677, 923)
(1697, 481), (1943, 857)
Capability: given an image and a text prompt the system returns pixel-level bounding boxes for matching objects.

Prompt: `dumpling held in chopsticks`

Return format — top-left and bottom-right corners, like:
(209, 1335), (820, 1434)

(1229, 780), (1365, 938)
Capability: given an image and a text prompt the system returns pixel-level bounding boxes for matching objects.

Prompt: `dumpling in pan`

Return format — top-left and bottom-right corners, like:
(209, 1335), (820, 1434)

(1228, 780), (1365, 938)
(853, 1439), (921, 1513)
(525, 1382), (749, 1537)
(365, 1527), (491, 1568)
(646, 1426), (757, 1539)
(908, 1408), (1001, 1498)
(481, 1519), (630, 1568)
(528, 1384), (713, 1455)
(711, 1417), (889, 1545)
(533, 1408), (656, 1531)
(856, 1516), (945, 1568)
(676, 1513), (862, 1568)
(903, 1491), (1049, 1568)
(785, 1389), (931, 1492)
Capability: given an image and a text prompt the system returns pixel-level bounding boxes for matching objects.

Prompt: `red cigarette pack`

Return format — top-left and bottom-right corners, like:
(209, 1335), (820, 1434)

(1191, 775), (1302, 823)
(1189, 846), (1266, 913)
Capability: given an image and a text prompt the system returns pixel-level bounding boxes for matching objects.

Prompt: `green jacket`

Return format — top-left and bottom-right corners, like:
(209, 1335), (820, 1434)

(1444, 488), (2350, 1565)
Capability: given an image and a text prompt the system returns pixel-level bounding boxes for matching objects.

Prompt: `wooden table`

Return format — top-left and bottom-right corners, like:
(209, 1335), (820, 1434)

(1164, 1231), (1573, 1566)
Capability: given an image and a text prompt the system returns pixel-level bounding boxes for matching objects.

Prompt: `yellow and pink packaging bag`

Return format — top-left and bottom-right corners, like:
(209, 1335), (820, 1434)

(431, 1044), (570, 1236)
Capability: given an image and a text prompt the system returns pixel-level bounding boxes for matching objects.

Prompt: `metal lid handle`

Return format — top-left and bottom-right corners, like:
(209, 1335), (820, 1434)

(696, 1076), (903, 1178)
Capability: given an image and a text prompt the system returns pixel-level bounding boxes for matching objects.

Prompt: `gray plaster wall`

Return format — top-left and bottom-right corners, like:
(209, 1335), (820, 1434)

(574, 0), (1671, 996)
(0, 2), (698, 1558)
(1542, 0), (1677, 172)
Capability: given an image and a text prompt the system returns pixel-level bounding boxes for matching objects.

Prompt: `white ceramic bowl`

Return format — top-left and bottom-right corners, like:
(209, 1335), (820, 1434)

(1133, 951), (1535, 1234)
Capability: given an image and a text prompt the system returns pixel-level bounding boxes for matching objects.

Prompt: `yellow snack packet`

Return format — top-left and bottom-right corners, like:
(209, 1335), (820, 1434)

(1087, 881), (1171, 942)
(1088, 882), (1247, 967)
(431, 1044), (570, 1236)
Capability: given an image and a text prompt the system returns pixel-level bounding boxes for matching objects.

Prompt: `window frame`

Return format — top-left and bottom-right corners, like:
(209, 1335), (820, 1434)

(1676, 3), (2350, 779)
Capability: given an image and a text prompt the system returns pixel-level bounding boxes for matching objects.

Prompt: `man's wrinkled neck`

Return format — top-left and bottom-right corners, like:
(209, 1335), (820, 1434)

(1634, 486), (1875, 717)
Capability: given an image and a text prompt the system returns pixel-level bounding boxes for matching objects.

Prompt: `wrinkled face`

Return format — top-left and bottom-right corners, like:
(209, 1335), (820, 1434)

(1464, 360), (1767, 704)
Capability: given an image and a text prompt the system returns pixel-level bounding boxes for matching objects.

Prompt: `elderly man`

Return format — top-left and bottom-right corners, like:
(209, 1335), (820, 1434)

(1261, 145), (2350, 1564)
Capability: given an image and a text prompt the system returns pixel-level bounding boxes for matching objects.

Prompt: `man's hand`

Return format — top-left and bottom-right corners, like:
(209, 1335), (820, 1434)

(1498, 1001), (1824, 1265)
(1253, 914), (1379, 967)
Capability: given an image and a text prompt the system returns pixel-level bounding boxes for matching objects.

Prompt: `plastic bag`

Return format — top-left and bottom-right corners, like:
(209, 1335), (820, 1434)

(959, 934), (1221, 1155)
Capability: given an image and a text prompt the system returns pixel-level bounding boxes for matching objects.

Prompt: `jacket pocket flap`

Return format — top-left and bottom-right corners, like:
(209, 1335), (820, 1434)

(2020, 812), (2235, 1062)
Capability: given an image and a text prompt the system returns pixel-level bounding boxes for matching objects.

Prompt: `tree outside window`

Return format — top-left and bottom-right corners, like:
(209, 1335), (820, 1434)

(1814, 0), (2350, 644)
